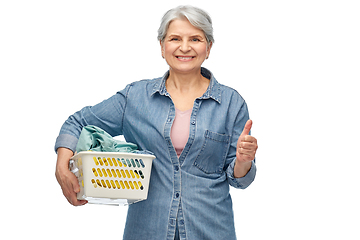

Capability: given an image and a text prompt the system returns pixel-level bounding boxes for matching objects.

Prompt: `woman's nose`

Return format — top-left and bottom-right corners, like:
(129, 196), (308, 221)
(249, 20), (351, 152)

(179, 41), (191, 52)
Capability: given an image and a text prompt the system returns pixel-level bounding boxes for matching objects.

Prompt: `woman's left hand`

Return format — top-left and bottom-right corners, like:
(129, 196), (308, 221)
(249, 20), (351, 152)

(237, 119), (258, 162)
(234, 120), (258, 178)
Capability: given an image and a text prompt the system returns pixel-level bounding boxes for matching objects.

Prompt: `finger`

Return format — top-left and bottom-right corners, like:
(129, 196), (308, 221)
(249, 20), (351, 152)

(238, 142), (257, 160)
(238, 146), (256, 156)
(59, 170), (82, 205)
(63, 181), (87, 206)
(71, 176), (80, 193)
(67, 174), (85, 205)
(240, 141), (257, 150)
(239, 152), (254, 158)
(69, 195), (88, 206)
(240, 120), (253, 137)
(65, 167), (81, 193)
(66, 192), (87, 206)
(62, 170), (80, 193)
(241, 135), (257, 143)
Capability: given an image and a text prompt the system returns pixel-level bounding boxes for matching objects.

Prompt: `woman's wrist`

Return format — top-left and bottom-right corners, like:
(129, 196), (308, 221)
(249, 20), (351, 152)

(233, 160), (252, 178)
(56, 147), (74, 168)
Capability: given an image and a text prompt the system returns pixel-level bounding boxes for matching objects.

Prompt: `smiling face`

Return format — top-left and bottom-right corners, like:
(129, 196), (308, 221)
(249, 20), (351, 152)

(160, 18), (212, 75)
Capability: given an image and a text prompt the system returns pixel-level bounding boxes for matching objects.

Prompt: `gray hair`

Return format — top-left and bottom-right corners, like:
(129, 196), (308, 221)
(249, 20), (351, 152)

(157, 5), (214, 45)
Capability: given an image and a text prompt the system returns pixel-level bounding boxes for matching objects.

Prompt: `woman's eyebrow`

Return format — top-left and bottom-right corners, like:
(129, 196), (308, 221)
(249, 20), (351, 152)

(189, 34), (204, 39)
(167, 34), (181, 38)
(167, 34), (205, 40)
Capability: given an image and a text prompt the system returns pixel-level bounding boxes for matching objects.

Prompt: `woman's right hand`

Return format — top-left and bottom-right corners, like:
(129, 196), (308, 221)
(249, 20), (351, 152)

(55, 147), (88, 206)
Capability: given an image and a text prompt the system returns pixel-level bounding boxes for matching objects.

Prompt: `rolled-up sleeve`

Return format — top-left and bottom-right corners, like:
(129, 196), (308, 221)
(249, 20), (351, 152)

(224, 92), (257, 189)
(226, 158), (256, 189)
(54, 134), (79, 153)
(54, 85), (131, 153)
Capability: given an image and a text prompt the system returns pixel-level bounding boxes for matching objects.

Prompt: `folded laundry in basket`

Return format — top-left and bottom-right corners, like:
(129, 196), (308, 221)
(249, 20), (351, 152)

(76, 125), (138, 153)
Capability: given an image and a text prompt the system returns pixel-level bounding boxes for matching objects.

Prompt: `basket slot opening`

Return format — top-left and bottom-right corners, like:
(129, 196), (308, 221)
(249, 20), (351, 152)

(98, 157), (104, 166)
(119, 180), (125, 189)
(120, 169), (126, 178)
(105, 180), (111, 188)
(92, 168), (98, 177)
(138, 181), (144, 190)
(93, 157), (99, 166)
(91, 179), (97, 188)
(110, 180), (116, 189)
(139, 159), (145, 168)
(116, 158), (123, 167)
(103, 157), (109, 166)
(121, 158), (127, 167)
(96, 179), (102, 188)
(107, 158), (113, 167)
(116, 169), (121, 178)
(115, 180), (121, 189)
(130, 159), (136, 167)
(90, 179), (144, 191)
(106, 169), (112, 177)
(126, 159), (131, 167)
(101, 179), (107, 188)
(97, 168), (103, 177)
(102, 168), (108, 177)
(139, 170), (144, 179)
(112, 158), (118, 167)
(135, 159), (140, 168)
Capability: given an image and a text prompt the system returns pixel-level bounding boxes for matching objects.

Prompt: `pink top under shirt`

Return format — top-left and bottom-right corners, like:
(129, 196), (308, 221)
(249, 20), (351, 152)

(170, 108), (192, 157)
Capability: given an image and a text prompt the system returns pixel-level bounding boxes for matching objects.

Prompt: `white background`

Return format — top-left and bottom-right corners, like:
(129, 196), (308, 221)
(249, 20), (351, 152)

(1, 0), (359, 239)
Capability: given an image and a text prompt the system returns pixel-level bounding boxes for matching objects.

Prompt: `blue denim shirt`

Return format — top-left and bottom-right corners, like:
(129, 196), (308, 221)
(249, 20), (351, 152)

(55, 68), (256, 240)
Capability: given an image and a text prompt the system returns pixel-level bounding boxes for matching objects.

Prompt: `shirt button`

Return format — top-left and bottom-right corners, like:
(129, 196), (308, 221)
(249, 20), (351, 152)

(174, 166), (179, 171)
(191, 121), (195, 125)
(175, 193), (180, 198)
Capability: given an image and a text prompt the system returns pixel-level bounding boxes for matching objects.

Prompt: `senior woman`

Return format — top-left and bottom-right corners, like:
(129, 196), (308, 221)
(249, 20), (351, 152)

(55, 5), (258, 240)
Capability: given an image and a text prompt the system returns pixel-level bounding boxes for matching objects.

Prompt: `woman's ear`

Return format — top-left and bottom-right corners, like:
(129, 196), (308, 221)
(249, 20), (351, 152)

(206, 42), (213, 59)
(160, 40), (165, 58)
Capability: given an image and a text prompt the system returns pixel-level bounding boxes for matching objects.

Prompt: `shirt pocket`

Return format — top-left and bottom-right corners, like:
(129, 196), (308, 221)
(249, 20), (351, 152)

(193, 130), (231, 174)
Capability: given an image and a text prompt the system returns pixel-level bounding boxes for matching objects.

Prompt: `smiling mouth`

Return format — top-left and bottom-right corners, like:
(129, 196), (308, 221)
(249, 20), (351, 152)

(176, 56), (195, 60)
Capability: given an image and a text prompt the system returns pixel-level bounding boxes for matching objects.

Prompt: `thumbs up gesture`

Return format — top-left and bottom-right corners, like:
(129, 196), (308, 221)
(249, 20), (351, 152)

(236, 120), (258, 163)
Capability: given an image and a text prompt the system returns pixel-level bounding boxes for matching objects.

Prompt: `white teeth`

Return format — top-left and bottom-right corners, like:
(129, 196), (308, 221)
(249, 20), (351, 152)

(177, 57), (193, 60)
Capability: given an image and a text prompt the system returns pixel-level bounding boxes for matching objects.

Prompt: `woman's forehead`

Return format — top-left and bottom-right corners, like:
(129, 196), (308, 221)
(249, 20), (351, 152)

(166, 19), (205, 37)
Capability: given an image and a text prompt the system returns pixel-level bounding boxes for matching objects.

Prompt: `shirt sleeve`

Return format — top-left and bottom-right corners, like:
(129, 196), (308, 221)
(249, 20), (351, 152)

(226, 158), (256, 189)
(224, 91), (257, 189)
(54, 84), (131, 153)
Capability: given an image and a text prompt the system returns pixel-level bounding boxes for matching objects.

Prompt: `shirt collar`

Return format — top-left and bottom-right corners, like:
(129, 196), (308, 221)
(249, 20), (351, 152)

(151, 67), (221, 104)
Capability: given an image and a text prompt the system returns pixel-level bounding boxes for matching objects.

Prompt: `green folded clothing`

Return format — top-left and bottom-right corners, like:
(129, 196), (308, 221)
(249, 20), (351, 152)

(76, 125), (138, 153)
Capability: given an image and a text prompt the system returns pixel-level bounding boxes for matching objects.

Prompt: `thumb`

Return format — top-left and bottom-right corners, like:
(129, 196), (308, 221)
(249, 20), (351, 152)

(241, 119), (253, 137)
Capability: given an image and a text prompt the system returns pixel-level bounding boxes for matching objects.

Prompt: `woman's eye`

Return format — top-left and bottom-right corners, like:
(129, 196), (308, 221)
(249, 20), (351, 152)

(170, 38), (179, 41)
(191, 38), (200, 42)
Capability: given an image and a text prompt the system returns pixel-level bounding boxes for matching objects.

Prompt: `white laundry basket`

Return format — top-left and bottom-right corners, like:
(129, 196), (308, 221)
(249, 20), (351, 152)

(69, 151), (155, 205)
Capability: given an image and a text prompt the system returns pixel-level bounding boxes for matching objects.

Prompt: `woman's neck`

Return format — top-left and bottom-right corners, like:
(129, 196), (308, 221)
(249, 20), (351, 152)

(166, 68), (207, 93)
(165, 68), (210, 111)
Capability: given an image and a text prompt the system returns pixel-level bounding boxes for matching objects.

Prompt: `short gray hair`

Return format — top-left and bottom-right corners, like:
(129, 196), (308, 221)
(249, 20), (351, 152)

(157, 5), (214, 45)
